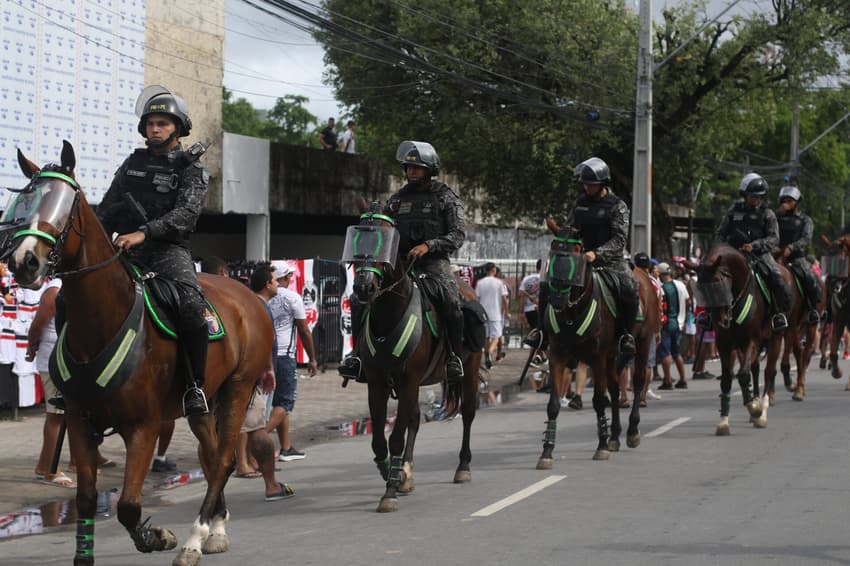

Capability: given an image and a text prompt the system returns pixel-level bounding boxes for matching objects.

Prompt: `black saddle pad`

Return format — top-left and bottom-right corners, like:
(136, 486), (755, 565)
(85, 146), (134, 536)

(461, 299), (487, 352)
(141, 272), (226, 341)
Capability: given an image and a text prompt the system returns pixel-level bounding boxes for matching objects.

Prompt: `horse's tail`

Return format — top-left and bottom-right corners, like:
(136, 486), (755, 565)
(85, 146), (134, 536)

(442, 381), (463, 419)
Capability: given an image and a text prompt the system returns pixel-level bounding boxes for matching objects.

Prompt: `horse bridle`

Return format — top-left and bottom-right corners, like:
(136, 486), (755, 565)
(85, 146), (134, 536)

(548, 237), (592, 309)
(353, 212), (412, 299)
(2, 171), (122, 278)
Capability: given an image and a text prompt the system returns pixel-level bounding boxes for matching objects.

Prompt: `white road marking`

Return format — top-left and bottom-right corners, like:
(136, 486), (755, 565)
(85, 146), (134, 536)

(470, 475), (566, 517)
(645, 416), (691, 438)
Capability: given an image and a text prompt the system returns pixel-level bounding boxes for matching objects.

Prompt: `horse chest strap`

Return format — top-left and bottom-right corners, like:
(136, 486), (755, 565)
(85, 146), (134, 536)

(734, 293), (754, 325)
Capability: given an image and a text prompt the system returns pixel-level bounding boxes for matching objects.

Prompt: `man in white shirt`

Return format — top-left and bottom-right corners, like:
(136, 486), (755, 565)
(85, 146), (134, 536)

(266, 262), (318, 462)
(340, 121), (356, 154)
(475, 262), (509, 368)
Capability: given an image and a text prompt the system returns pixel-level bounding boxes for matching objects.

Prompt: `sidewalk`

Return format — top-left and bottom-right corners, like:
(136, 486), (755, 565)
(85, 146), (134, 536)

(0, 347), (535, 516)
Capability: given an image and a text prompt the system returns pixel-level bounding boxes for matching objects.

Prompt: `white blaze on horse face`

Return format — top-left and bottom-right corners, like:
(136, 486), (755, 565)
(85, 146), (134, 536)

(10, 212), (44, 286)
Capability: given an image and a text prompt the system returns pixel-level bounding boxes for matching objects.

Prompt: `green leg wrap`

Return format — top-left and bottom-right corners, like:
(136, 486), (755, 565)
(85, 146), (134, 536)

(76, 518), (94, 559)
(543, 420), (557, 447)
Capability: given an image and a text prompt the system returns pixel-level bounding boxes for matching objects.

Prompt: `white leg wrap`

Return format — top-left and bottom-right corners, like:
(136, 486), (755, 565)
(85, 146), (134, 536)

(182, 517), (210, 554)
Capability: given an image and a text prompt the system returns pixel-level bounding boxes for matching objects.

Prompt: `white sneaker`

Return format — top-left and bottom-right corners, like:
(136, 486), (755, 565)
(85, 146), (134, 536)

(646, 388), (661, 400)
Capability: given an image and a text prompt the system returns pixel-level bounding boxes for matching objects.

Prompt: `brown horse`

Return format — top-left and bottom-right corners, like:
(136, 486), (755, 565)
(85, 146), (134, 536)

(346, 202), (483, 512)
(697, 243), (783, 434)
(536, 219), (659, 468)
(3, 142), (271, 566)
(822, 235), (850, 388)
(771, 254), (825, 402)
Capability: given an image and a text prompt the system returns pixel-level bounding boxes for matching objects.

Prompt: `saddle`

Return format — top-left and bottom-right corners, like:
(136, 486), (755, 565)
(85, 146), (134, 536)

(136, 267), (226, 341)
(413, 272), (486, 352)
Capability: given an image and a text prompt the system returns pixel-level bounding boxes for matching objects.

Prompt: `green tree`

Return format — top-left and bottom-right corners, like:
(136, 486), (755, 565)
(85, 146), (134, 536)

(263, 94), (320, 146)
(221, 88), (266, 137)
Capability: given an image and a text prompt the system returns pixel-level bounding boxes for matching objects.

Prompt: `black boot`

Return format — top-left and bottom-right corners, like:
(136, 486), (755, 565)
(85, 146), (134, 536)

(339, 299), (366, 385)
(618, 279), (639, 356)
(183, 324), (209, 417)
(444, 304), (464, 383)
(771, 273), (792, 334)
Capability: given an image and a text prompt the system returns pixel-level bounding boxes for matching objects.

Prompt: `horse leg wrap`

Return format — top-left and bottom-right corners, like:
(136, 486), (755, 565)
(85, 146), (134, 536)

(387, 456), (404, 487)
(737, 370), (753, 404)
(75, 518), (94, 560)
(720, 393), (732, 417)
(542, 420), (557, 448)
(597, 415), (610, 440)
(375, 455), (390, 481)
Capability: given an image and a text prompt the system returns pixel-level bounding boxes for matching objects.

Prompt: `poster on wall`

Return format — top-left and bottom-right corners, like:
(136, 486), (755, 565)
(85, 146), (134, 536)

(0, 0), (145, 205)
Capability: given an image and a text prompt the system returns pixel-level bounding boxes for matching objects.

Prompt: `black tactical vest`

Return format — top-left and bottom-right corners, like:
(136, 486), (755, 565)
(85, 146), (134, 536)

(392, 183), (448, 256)
(572, 192), (620, 251)
(726, 202), (768, 249)
(112, 149), (185, 243)
(777, 212), (805, 252)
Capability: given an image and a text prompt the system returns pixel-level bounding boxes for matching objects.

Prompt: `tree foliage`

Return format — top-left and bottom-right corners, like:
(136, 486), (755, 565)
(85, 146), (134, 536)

(221, 88), (321, 147)
(315, 0), (850, 256)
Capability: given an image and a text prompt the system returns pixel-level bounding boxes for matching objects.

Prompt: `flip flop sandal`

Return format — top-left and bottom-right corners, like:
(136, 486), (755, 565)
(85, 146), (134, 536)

(235, 470), (262, 478)
(98, 459), (117, 468)
(40, 472), (77, 489)
(265, 482), (295, 501)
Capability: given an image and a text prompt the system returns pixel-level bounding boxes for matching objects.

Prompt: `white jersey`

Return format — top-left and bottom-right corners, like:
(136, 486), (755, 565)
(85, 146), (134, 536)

(35, 279), (62, 374)
(269, 287), (306, 358)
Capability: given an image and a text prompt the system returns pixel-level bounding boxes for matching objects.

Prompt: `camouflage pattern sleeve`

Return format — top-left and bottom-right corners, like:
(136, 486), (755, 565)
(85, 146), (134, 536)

(751, 207), (779, 254)
(595, 199), (629, 264)
(789, 214), (813, 255)
(424, 187), (466, 256)
(145, 161), (208, 241)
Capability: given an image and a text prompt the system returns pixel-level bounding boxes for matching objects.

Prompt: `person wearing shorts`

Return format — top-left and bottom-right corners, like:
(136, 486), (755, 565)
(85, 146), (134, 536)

(475, 262), (508, 369)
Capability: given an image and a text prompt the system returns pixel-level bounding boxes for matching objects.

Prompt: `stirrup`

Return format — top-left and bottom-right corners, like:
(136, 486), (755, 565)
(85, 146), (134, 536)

(808, 310), (820, 325)
(446, 354), (464, 382)
(619, 333), (636, 356)
(771, 313), (789, 333)
(182, 386), (209, 417)
(523, 329), (543, 348)
(338, 355), (364, 382)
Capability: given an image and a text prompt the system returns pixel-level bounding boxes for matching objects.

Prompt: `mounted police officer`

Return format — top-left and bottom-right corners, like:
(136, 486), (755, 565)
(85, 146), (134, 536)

(775, 185), (821, 324)
(526, 157), (639, 355)
(97, 85), (210, 417)
(716, 173), (791, 333)
(338, 141), (466, 383)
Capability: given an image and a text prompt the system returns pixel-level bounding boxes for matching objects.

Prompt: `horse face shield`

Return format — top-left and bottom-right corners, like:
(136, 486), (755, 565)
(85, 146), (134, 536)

(696, 279), (733, 308)
(547, 251), (587, 309)
(2, 178), (77, 287)
(342, 224), (400, 302)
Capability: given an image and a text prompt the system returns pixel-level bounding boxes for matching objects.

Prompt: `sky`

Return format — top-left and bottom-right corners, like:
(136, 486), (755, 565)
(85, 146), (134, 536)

(222, 0), (767, 122)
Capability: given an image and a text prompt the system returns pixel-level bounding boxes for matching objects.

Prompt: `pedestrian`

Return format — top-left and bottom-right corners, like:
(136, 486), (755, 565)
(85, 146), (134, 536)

(340, 120), (356, 154)
(319, 117), (337, 150)
(475, 262), (508, 369)
(518, 259), (542, 337)
(631, 252), (662, 403)
(97, 85), (210, 417)
(657, 262), (690, 390)
(242, 265), (294, 501)
(266, 261), (318, 462)
(201, 256), (229, 278)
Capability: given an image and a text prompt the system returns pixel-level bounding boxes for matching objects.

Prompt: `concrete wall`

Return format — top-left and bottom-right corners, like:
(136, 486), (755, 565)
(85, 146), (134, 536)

(145, 0), (224, 212)
(269, 144), (392, 216)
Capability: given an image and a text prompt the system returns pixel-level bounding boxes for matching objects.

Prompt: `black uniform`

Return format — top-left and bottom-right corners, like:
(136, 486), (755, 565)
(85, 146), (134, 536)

(716, 200), (791, 314)
(97, 144), (209, 388)
(776, 208), (820, 314)
(565, 190), (639, 343)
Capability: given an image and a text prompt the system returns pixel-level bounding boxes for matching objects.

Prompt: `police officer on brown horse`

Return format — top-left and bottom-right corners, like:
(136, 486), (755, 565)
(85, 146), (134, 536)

(716, 172), (791, 333)
(775, 185), (821, 325)
(97, 85), (210, 417)
(526, 157), (639, 356)
(339, 141), (466, 383)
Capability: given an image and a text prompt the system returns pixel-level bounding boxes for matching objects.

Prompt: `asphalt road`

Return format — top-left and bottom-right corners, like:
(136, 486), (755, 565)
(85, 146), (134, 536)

(4, 357), (850, 566)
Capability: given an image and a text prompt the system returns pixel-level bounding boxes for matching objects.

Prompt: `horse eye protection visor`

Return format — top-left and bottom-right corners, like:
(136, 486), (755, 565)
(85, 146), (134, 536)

(342, 225), (400, 267)
(696, 279), (733, 307)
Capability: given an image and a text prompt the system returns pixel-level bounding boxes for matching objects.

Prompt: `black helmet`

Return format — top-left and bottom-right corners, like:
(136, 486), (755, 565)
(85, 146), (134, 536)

(396, 141), (440, 176)
(135, 85), (192, 138)
(778, 185), (802, 203)
(574, 157), (610, 185)
(739, 173), (768, 197)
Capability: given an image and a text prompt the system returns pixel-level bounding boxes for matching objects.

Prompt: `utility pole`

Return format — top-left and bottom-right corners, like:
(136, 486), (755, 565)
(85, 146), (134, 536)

(789, 82), (800, 184)
(630, 0), (652, 257)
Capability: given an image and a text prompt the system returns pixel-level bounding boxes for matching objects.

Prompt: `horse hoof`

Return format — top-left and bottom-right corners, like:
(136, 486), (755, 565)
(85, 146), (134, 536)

(156, 527), (178, 551)
(820, 357), (827, 369)
(201, 533), (229, 554)
(832, 368), (843, 380)
(607, 439), (621, 452)
(792, 391), (804, 402)
(746, 401), (763, 419)
(172, 548), (202, 566)
(536, 458), (553, 470)
(453, 470), (471, 483)
(752, 416), (767, 429)
(73, 557), (94, 566)
(592, 449), (610, 461)
(376, 497), (399, 513)
(399, 462), (415, 493)
(627, 434), (641, 448)
(784, 382), (796, 393)
(715, 424), (730, 436)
